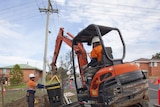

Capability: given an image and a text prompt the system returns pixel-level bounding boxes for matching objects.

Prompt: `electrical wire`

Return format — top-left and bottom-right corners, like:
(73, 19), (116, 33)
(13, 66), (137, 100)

(0, 1), (33, 12)
(34, 0), (46, 25)
(57, 1), (160, 22)
(72, 1), (160, 11)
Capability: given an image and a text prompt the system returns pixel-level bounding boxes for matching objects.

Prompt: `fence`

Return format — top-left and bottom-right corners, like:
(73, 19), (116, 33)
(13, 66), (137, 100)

(0, 88), (47, 107)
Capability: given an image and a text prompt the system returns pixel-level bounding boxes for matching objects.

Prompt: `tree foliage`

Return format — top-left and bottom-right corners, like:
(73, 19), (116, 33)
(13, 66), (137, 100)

(57, 67), (68, 79)
(55, 51), (72, 78)
(10, 64), (23, 85)
(152, 52), (160, 59)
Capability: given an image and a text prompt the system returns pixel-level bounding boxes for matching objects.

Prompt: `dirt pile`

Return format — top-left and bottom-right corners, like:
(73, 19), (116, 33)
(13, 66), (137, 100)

(5, 94), (50, 107)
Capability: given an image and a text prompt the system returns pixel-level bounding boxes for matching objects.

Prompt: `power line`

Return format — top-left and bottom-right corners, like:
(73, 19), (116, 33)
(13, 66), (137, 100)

(57, 1), (160, 22)
(0, 1), (32, 12)
(73, 1), (160, 11)
(9, 14), (42, 22)
(104, 1), (160, 11)
(34, 0), (46, 26)
(62, 1), (160, 21)
(66, 1), (160, 14)
(59, 7), (160, 22)
(0, 1), (47, 23)
(0, 2), (37, 17)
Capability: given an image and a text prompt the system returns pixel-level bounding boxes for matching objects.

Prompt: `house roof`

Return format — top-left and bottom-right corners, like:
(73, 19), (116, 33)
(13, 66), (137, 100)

(133, 58), (151, 62)
(150, 59), (160, 62)
(0, 64), (42, 71)
(133, 58), (160, 63)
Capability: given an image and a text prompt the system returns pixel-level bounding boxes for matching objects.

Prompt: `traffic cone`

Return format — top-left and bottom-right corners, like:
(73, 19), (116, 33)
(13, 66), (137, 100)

(155, 78), (160, 85)
(154, 79), (159, 85)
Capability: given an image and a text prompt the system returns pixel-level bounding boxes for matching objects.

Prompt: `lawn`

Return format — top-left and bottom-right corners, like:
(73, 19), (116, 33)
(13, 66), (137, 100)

(0, 81), (77, 106)
(0, 87), (76, 106)
(6, 83), (27, 89)
(2, 88), (26, 103)
(0, 84), (47, 106)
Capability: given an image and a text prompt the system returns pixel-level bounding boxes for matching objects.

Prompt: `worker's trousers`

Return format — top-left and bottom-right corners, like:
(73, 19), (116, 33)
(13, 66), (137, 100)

(27, 93), (35, 107)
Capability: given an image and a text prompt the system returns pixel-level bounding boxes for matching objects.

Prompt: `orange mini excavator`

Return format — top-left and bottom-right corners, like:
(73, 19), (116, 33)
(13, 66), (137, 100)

(51, 24), (149, 107)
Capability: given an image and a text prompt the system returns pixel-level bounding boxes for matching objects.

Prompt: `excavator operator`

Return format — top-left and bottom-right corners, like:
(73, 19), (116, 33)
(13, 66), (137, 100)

(82, 36), (102, 69)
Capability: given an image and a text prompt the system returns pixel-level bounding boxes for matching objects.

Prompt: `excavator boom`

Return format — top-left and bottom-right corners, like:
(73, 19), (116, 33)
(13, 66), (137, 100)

(50, 28), (88, 84)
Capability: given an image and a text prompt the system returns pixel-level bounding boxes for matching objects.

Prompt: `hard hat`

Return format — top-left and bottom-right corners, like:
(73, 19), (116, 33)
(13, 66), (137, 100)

(29, 73), (35, 78)
(92, 36), (100, 44)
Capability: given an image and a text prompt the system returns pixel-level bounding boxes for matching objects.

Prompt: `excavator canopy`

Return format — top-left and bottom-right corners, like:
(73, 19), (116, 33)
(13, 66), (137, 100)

(73, 24), (119, 45)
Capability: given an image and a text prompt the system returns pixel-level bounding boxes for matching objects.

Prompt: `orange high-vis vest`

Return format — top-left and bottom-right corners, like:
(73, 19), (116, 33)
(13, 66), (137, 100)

(27, 80), (37, 91)
(90, 45), (102, 62)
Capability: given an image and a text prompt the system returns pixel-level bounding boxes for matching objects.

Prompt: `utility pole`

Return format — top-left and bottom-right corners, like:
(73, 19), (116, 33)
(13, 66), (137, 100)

(39, 0), (58, 85)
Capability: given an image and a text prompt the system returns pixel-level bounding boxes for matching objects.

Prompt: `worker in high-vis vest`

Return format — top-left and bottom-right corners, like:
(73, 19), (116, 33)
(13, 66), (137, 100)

(26, 73), (45, 107)
(82, 36), (102, 69)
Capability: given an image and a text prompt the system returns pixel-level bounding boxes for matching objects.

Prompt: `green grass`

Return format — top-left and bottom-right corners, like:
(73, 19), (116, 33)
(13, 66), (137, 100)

(5, 83), (27, 89)
(0, 88), (26, 105)
(1, 81), (77, 106)
(0, 87), (47, 106)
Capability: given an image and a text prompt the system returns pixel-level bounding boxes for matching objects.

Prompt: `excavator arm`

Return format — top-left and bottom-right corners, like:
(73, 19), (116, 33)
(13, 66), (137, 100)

(50, 28), (88, 84)
(50, 28), (74, 67)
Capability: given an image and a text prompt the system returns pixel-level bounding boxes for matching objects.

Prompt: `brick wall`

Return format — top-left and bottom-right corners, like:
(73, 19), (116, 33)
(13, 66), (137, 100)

(139, 62), (160, 76)
(23, 69), (36, 82)
(150, 63), (160, 76)
(139, 63), (149, 71)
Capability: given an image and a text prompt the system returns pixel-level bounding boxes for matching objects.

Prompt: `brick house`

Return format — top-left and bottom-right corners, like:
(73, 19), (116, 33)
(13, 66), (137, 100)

(0, 64), (43, 85)
(133, 58), (160, 77)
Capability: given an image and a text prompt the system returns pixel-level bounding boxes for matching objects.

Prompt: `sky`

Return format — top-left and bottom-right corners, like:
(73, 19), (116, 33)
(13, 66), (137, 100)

(0, 0), (160, 70)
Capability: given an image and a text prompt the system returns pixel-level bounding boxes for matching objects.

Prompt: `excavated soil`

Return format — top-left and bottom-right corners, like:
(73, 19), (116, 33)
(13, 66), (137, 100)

(5, 94), (50, 107)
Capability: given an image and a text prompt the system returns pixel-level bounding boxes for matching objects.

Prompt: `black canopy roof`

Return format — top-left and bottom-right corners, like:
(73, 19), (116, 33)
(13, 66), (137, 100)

(72, 24), (118, 45)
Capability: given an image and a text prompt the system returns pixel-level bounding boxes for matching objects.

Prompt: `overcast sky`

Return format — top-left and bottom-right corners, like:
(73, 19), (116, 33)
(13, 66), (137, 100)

(0, 0), (159, 70)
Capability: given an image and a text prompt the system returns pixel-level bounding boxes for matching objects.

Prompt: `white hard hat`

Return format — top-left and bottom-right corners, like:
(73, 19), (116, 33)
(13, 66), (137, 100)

(29, 73), (35, 78)
(92, 36), (100, 44)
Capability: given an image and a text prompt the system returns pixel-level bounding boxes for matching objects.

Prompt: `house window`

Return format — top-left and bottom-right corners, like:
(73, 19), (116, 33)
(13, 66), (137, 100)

(35, 70), (39, 76)
(2, 69), (7, 74)
(150, 62), (157, 67)
(135, 62), (140, 67)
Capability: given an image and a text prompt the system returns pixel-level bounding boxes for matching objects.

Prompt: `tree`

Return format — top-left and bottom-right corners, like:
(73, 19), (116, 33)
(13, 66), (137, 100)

(57, 51), (72, 78)
(57, 67), (68, 79)
(152, 52), (160, 59)
(10, 64), (23, 85)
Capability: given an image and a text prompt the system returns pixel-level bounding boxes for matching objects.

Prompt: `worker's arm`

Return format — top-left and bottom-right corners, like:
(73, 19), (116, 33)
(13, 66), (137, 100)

(28, 81), (45, 89)
(82, 58), (97, 70)
(88, 48), (98, 67)
(36, 83), (45, 89)
(88, 58), (97, 67)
